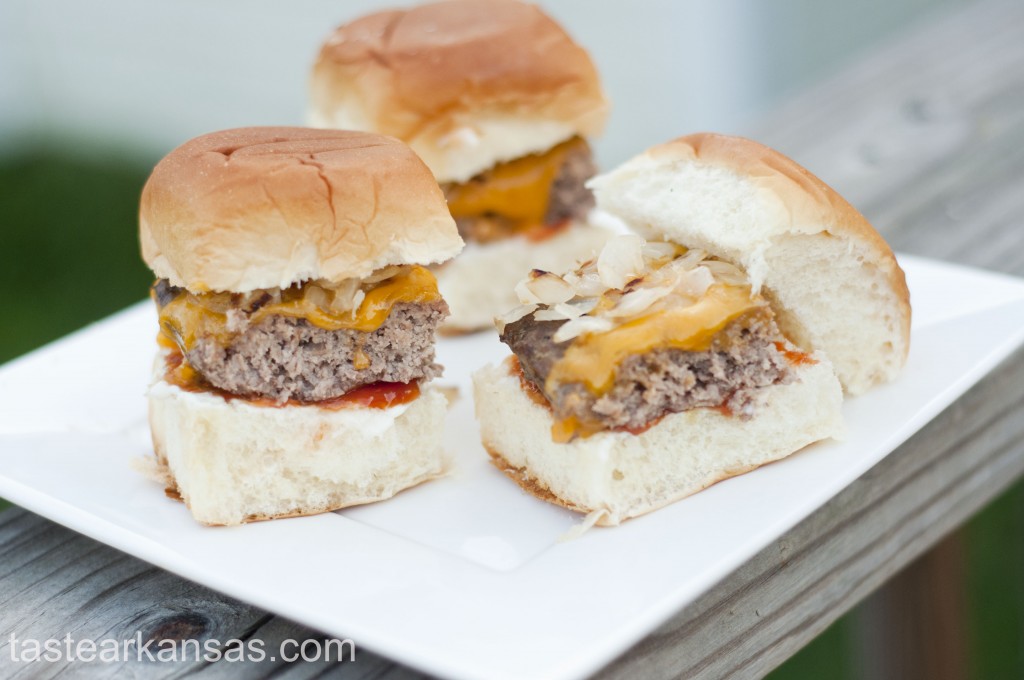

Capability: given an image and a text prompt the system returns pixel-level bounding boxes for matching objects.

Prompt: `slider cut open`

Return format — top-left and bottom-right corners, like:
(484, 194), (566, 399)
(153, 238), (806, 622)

(475, 236), (845, 524)
(473, 132), (910, 525)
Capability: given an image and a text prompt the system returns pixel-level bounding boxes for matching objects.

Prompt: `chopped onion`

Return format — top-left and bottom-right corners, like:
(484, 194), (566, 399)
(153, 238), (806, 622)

(552, 315), (615, 343)
(597, 234), (646, 290)
(702, 259), (749, 286)
(534, 301), (589, 321)
(494, 304), (537, 333)
(328, 278), (360, 313)
(534, 308), (568, 321)
(522, 270), (575, 305)
(642, 241), (678, 262)
(303, 283), (330, 310)
(675, 265), (716, 298)
(348, 289), (366, 318)
(566, 297), (598, 315)
(605, 284), (674, 317)
(363, 265), (405, 284)
(674, 248), (707, 271)
(573, 270), (606, 297)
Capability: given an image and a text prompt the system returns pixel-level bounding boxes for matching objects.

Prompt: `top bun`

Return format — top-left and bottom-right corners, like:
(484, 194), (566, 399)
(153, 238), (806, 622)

(590, 132), (911, 395)
(140, 127), (463, 293)
(309, 0), (608, 183)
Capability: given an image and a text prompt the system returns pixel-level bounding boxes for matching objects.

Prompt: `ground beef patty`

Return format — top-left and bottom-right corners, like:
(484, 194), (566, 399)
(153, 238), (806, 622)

(500, 310), (792, 432)
(184, 300), (447, 402)
(449, 140), (597, 244)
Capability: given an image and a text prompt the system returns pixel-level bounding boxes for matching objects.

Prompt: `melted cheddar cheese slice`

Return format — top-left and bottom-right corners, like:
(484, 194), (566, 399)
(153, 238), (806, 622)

(444, 137), (585, 228)
(157, 265), (440, 351)
(546, 284), (763, 396)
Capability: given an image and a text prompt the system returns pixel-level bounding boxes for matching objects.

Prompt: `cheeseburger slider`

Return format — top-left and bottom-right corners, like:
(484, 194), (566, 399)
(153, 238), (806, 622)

(309, 0), (611, 332)
(140, 127), (463, 525)
(473, 133), (911, 525)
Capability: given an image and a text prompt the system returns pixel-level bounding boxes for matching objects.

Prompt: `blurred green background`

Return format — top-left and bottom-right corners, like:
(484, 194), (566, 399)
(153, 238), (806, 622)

(1, 142), (1022, 680)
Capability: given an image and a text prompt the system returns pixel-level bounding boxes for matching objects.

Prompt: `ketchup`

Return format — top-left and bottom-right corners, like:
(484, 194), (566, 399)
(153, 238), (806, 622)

(773, 342), (818, 367)
(316, 381), (420, 410)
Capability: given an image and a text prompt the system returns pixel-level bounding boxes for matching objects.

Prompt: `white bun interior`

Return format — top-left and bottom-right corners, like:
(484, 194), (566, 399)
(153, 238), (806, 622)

(148, 376), (448, 526)
(590, 132), (911, 395)
(473, 355), (844, 525)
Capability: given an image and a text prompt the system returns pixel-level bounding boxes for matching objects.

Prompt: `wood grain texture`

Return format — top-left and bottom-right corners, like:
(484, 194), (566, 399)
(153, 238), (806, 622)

(2, 0), (1023, 678)
(0, 509), (423, 679)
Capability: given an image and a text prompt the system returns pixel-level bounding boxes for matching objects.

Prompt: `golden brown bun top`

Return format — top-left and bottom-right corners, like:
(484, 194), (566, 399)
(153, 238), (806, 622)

(591, 132), (911, 394)
(310, 0), (608, 182)
(139, 127), (463, 293)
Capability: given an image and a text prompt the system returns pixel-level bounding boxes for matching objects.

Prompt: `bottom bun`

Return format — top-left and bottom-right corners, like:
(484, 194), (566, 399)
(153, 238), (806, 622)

(436, 223), (610, 333)
(148, 378), (448, 525)
(472, 356), (844, 525)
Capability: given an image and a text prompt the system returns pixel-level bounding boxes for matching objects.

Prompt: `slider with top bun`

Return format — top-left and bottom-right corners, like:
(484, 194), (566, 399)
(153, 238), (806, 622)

(141, 127), (463, 526)
(473, 133), (911, 525)
(309, 0), (611, 332)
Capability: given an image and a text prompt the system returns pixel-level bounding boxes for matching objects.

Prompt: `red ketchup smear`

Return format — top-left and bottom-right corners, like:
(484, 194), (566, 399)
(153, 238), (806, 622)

(317, 381), (420, 410)
(710, 403), (734, 417)
(163, 350), (418, 409)
(614, 415), (666, 436)
(774, 341), (817, 367)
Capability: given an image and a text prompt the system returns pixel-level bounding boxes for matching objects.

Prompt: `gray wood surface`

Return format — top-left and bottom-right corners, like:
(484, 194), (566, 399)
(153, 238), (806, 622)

(3, 0), (1023, 677)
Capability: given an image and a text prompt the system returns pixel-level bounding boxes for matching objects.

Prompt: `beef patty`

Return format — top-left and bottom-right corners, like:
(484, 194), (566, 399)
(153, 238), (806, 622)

(155, 279), (447, 402)
(500, 310), (791, 432)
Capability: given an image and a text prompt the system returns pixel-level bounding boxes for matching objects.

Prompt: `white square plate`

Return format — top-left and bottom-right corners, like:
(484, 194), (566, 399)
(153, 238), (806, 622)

(2, 254), (1024, 680)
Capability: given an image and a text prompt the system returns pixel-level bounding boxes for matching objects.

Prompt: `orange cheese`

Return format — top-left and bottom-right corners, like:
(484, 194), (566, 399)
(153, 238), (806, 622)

(157, 265), (440, 351)
(253, 265), (439, 332)
(546, 284), (762, 396)
(444, 137), (585, 228)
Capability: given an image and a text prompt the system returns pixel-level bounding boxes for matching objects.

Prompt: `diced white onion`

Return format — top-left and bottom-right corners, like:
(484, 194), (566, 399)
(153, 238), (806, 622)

(674, 248), (707, 271)
(514, 277), (539, 305)
(642, 241), (678, 261)
(605, 284), (674, 317)
(523, 271), (575, 305)
(566, 297), (598, 315)
(494, 304), (538, 333)
(552, 315), (615, 343)
(534, 308), (569, 321)
(702, 259), (749, 286)
(303, 284), (330, 309)
(675, 265), (716, 298)
(349, 290), (366, 317)
(573, 270), (606, 297)
(328, 278), (360, 313)
(362, 265), (405, 284)
(597, 234), (646, 290)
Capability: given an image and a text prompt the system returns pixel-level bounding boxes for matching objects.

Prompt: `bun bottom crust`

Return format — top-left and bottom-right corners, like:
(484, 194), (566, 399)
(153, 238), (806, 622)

(473, 356), (844, 525)
(148, 377), (448, 525)
(436, 222), (610, 334)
